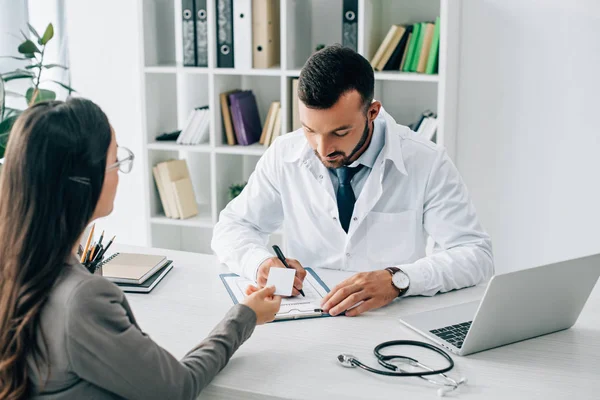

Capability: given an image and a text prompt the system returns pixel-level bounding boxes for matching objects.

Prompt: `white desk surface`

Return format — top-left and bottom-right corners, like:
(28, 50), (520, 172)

(116, 245), (599, 400)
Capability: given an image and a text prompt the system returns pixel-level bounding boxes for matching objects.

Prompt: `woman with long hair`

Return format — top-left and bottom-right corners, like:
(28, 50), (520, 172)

(0, 98), (281, 400)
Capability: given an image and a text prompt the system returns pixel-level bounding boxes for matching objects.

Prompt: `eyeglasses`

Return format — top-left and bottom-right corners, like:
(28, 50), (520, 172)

(107, 146), (135, 174)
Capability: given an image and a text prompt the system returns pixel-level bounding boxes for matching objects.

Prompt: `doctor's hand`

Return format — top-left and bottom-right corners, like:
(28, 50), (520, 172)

(320, 271), (400, 317)
(243, 285), (282, 325)
(256, 257), (307, 297)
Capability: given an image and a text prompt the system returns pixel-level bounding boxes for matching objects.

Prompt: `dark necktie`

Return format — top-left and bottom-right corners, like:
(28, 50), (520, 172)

(334, 165), (363, 233)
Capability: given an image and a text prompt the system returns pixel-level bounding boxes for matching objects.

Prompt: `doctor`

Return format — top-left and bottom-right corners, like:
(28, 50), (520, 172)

(212, 45), (493, 317)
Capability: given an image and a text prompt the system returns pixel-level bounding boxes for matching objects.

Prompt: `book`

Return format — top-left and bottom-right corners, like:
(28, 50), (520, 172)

(399, 32), (412, 71)
(425, 16), (441, 74)
(417, 23), (435, 73)
(370, 25), (399, 69)
(101, 253), (168, 285)
(172, 177), (199, 219)
(382, 25), (412, 71)
(375, 25), (405, 71)
(259, 101), (277, 145)
(116, 261), (174, 293)
(409, 22), (427, 72)
(153, 166), (171, 218)
(220, 268), (331, 322)
(262, 101), (280, 147)
(402, 23), (421, 72)
(220, 89), (241, 145)
(269, 105), (282, 145)
(229, 91), (262, 145)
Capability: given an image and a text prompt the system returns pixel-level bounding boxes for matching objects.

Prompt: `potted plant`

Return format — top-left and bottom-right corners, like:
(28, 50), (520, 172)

(0, 23), (75, 160)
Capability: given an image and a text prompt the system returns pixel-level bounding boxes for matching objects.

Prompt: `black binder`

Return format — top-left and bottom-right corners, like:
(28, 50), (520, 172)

(182, 0), (197, 66)
(215, 0), (234, 68)
(342, 0), (358, 52)
(195, 0), (208, 67)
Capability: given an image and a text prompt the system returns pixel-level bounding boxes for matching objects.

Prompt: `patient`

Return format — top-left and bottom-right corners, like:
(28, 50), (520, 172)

(0, 98), (281, 400)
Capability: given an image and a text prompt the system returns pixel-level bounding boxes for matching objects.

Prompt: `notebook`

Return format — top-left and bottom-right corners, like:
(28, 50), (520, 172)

(220, 268), (331, 322)
(229, 91), (262, 146)
(116, 261), (174, 293)
(101, 253), (168, 285)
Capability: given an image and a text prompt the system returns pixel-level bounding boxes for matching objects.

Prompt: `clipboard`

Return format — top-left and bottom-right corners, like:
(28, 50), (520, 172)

(220, 268), (331, 322)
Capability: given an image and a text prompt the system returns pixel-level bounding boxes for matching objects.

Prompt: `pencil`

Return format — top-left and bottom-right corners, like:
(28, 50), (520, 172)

(89, 242), (98, 261)
(80, 224), (95, 263)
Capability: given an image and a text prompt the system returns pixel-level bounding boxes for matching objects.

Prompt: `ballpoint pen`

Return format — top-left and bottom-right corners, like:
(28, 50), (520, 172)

(272, 245), (305, 297)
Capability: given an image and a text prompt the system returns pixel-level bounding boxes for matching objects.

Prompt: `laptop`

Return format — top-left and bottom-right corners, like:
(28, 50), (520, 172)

(399, 253), (600, 356)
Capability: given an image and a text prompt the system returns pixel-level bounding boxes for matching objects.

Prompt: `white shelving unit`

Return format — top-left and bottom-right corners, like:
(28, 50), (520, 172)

(137, 0), (461, 253)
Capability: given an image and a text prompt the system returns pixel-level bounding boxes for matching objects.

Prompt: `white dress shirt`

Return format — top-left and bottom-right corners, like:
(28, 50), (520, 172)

(212, 107), (494, 296)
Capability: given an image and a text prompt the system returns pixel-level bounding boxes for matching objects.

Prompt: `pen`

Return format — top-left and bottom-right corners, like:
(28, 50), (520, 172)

(272, 245), (305, 297)
(96, 235), (116, 260)
(98, 230), (105, 246)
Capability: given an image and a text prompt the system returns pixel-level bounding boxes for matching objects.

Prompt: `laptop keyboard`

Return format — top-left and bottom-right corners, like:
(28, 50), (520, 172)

(430, 321), (472, 349)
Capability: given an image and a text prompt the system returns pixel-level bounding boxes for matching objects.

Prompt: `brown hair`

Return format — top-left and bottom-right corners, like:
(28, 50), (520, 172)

(0, 98), (111, 399)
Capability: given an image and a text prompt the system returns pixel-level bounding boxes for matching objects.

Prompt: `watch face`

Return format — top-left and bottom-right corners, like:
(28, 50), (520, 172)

(392, 271), (410, 289)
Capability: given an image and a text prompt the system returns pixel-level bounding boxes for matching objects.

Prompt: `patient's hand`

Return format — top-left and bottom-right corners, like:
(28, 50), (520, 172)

(256, 257), (307, 297)
(243, 285), (282, 325)
(320, 270), (400, 317)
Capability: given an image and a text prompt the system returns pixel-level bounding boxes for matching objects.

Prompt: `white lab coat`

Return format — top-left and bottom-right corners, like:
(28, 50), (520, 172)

(212, 108), (494, 296)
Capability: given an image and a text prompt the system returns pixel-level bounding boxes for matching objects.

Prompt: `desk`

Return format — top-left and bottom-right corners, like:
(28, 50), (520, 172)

(118, 245), (599, 399)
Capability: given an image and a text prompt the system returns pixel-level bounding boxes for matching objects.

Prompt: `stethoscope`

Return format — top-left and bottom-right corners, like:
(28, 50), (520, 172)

(337, 340), (468, 397)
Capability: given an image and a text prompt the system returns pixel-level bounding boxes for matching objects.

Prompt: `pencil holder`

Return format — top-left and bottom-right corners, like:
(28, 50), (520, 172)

(84, 257), (104, 275)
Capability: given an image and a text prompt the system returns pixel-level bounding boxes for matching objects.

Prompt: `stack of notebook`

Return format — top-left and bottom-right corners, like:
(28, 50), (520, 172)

(101, 253), (173, 293)
(152, 159), (199, 219)
(220, 90), (263, 146)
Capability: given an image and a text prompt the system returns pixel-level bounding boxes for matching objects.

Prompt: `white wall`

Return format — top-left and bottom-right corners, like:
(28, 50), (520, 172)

(456, 0), (600, 273)
(65, 0), (148, 246)
(0, 0), (29, 110)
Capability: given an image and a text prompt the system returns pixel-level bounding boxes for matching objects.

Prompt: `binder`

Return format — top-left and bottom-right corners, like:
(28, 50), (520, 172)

(181, 0), (197, 66)
(252, 0), (280, 69)
(194, 0), (208, 67)
(216, 0), (234, 67)
(342, 0), (358, 52)
(233, 0), (253, 70)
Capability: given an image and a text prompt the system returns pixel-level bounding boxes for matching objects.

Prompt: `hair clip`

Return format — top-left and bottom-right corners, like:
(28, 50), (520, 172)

(68, 176), (91, 185)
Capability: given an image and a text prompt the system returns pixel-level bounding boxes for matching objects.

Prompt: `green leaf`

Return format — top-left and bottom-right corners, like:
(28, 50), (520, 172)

(25, 64), (42, 70)
(27, 23), (42, 41)
(18, 40), (40, 55)
(41, 23), (54, 45)
(2, 74), (34, 82)
(48, 80), (76, 93)
(26, 87), (56, 105)
(43, 64), (68, 70)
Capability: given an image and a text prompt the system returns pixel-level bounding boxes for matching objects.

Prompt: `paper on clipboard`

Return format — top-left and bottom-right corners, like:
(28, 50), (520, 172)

(220, 268), (331, 321)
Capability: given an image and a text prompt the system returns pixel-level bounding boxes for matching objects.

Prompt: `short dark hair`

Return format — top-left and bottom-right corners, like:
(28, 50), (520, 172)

(298, 45), (374, 112)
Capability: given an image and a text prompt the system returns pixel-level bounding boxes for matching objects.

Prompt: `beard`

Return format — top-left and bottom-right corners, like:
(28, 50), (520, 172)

(315, 119), (371, 169)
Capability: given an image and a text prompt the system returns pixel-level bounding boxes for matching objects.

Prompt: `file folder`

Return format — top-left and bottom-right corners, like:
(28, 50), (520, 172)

(194, 0), (208, 67)
(216, 0), (234, 67)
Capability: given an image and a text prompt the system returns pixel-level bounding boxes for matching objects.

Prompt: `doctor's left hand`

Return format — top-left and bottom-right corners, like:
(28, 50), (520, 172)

(320, 270), (400, 317)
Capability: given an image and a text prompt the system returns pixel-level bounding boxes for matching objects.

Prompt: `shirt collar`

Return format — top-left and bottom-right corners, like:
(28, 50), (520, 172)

(348, 117), (385, 170)
(283, 106), (408, 176)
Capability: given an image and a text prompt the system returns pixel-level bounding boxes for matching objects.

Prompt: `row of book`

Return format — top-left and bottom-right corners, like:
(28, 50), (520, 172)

(152, 159), (199, 219)
(370, 17), (440, 74)
(182, 0), (280, 69)
(178, 106), (210, 145)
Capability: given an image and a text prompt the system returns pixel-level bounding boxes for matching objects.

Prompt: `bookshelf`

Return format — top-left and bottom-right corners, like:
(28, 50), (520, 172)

(137, 0), (461, 254)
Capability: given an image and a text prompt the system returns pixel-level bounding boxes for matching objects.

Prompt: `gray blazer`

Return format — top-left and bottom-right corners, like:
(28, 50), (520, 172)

(29, 256), (256, 399)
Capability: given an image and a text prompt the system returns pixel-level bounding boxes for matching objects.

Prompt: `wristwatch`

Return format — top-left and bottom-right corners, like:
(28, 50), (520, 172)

(385, 267), (410, 297)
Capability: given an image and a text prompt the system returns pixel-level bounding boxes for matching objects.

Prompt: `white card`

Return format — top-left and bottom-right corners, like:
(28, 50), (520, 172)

(266, 267), (296, 296)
